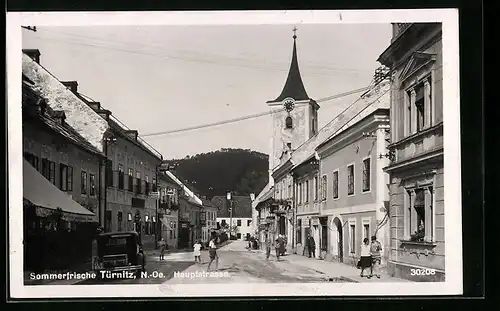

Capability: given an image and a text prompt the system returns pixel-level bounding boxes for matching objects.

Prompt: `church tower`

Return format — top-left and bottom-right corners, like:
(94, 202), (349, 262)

(267, 29), (320, 180)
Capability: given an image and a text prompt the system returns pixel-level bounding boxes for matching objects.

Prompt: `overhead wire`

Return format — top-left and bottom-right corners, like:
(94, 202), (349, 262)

(141, 86), (371, 138)
(29, 30), (374, 77)
(26, 30), (383, 139)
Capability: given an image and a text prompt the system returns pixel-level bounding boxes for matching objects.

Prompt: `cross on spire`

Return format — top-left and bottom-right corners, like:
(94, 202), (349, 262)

(293, 26), (297, 39)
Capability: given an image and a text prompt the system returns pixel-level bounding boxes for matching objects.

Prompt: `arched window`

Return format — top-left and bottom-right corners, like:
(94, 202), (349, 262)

(285, 116), (293, 128)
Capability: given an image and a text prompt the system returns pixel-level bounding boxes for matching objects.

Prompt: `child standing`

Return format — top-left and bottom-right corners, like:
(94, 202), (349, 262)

(193, 240), (202, 264)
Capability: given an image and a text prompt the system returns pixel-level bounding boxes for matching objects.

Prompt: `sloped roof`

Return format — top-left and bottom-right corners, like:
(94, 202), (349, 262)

(251, 182), (272, 209)
(22, 53), (109, 153)
(107, 118), (162, 161)
(164, 171), (202, 206)
(285, 80), (391, 172)
(22, 82), (104, 157)
(212, 195), (252, 218)
(267, 37), (310, 103)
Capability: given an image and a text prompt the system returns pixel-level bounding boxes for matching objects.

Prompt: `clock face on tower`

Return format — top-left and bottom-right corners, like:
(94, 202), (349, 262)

(283, 98), (295, 112)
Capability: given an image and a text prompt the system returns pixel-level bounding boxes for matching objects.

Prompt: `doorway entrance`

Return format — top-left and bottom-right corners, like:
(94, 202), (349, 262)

(275, 214), (286, 235)
(320, 217), (328, 253)
(178, 223), (190, 249)
(303, 226), (311, 256)
(333, 217), (343, 263)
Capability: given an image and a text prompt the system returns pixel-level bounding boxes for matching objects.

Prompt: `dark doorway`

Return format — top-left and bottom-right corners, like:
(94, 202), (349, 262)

(333, 217), (343, 263)
(320, 217), (328, 252)
(178, 224), (190, 249)
(279, 215), (286, 235)
(303, 226), (311, 256)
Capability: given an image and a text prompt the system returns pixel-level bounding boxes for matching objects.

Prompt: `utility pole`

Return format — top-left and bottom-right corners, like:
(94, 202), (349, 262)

(155, 184), (159, 249)
(227, 192), (232, 238)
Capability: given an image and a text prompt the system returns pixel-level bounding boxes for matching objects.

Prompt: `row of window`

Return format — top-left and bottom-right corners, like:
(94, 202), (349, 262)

(295, 219), (371, 255)
(106, 210), (174, 235)
(404, 77), (433, 137)
(275, 177), (293, 200)
(294, 158), (371, 204)
(105, 160), (157, 194)
(348, 222), (371, 254)
(25, 152), (97, 195)
(218, 219), (251, 227)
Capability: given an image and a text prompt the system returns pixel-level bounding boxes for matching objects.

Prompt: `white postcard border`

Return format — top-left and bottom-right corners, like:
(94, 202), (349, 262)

(7, 9), (462, 298)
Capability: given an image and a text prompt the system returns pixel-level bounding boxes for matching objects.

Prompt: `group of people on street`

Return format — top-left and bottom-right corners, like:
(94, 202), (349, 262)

(193, 236), (219, 271)
(265, 232), (286, 261)
(158, 235), (219, 272)
(358, 235), (383, 279)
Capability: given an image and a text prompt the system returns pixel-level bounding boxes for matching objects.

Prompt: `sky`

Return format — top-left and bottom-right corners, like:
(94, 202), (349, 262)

(22, 24), (392, 160)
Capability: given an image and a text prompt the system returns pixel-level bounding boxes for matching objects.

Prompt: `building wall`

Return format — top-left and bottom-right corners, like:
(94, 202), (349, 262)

(160, 212), (178, 249)
(216, 217), (253, 239)
(320, 137), (379, 210)
(384, 23), (445, 281)
(158, 177), (181, 249)
(295, 167), (320, 255)
(105, 134), (162, 248)
(23, 123), (103, 217)
(202, 206), (218, 243)
(178, 197), (202, 247)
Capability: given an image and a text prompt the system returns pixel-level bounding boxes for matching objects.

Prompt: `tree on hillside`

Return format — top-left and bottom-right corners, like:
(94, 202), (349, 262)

(166, 148), (268, 197)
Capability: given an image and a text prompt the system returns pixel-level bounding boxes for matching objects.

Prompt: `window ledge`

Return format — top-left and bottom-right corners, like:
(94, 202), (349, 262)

(389, 122), (443, 149)
(400, 240), (436, 246)
(400, 240), (437, 257)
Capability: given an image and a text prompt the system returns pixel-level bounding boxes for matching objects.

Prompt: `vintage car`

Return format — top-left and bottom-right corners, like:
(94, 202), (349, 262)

(94, 231), (145, 278)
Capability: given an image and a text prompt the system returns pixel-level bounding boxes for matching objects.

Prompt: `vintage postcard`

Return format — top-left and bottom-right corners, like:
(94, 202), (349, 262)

(7, 9), (462, 298)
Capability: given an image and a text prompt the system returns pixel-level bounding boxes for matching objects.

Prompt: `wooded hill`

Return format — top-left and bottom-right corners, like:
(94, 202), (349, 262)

(166, 148), (269, 198)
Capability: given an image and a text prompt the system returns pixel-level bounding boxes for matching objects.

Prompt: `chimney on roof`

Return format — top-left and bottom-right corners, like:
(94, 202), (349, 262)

(97, 109), (112, 121)
(52, 110), (67, 125)
(87, 102), (101, 111)
(61, 81), (78, 94)
(125, 130), (138, 141)
(23, 49), (41, 64)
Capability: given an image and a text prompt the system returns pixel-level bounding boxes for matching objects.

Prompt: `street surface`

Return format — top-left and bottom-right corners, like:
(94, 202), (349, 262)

(164, 239), (337, 284)
(79, 240), (354, 284)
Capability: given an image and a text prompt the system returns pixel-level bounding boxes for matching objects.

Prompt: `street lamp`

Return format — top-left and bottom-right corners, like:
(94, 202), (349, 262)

(227, 192), (232, 238)
(102, 133), (117, 232)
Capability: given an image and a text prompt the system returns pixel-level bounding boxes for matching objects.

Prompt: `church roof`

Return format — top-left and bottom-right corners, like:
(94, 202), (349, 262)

(267, 36), (310, 103)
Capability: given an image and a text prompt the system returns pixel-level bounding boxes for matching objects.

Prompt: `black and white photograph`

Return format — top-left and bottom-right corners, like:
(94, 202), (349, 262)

(7, 10), (462, 298)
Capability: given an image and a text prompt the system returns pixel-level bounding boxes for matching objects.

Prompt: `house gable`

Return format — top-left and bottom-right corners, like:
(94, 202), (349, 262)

(399, 52), (436, 83)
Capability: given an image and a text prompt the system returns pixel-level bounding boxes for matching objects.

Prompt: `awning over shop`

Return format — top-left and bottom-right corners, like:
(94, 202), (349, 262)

(23, 160), (96, 223)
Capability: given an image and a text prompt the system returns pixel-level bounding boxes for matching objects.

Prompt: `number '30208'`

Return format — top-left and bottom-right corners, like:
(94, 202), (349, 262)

(410, 268), (436, 276)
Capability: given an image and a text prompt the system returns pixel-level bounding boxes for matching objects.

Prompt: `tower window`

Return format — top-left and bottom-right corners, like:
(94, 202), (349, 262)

(285, 116), (293, 129)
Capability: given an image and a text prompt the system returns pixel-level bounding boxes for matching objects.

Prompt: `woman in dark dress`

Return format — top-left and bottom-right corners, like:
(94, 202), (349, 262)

(359, 238), (372, 278)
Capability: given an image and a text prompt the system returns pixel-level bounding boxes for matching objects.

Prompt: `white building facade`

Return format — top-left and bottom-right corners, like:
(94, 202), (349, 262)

(217, 217), (253, 240)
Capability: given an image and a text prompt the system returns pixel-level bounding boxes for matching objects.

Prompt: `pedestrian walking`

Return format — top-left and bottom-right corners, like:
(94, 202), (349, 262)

(275, 236), (281, 261)
(207, 236), (219, 272)
(137, 245), (146, 273)
(265, 233), (272, 260)
(193, 240), (202, 264)
(159, 238), (166, 261)
(358, 238), (372, 278)
(307, 234), (316, 258)
(91, 227), (102, 270)
(370, 235), (382, 278)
